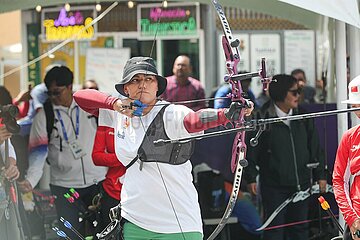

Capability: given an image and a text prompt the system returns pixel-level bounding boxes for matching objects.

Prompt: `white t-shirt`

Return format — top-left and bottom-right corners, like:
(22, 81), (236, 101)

(99, 101), (203, 234)
(274, 103), (293, 127)
(0, 141), (16, 161)
(27, 100), (106, 188)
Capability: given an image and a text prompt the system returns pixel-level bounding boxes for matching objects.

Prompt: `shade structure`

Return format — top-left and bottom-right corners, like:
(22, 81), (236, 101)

(0, 0), (359, 30)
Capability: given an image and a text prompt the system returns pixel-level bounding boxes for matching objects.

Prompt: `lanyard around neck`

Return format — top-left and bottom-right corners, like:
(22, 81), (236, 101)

(55, 106), (79, 142)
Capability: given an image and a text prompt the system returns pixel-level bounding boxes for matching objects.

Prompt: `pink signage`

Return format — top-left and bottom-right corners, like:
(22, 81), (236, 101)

(54, 8), (84, 27)
(150, 7), (186, 21)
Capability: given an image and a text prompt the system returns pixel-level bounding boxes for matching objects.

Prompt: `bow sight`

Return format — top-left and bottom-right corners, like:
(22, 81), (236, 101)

(0, 104), (20, 134)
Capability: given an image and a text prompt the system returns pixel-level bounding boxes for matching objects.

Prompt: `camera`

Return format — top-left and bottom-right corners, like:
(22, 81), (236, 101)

(0, 104), (20, 134)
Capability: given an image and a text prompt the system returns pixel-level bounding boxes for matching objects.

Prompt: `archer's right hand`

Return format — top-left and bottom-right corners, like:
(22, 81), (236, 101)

(113, 98), (135, 117)
(113, 99), (147, 117)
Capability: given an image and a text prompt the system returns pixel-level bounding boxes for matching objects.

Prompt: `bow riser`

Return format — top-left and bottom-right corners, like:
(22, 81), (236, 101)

(222, 36), (240, 75)
(231, 132), (247, 173)
(219, 18), (247, 173)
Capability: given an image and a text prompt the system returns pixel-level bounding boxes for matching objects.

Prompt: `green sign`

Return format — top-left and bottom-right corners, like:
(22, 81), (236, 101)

(27, 24), (41, 85)
(138, 3), (199, 39)
(104, 37), (114, 48)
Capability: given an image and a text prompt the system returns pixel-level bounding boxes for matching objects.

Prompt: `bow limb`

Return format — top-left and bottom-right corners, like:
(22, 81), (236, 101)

(256, 195), (295, 231)
(255, 189), (310, 231)
(207, 147), (245, 240)
(256, 184), (334, 232)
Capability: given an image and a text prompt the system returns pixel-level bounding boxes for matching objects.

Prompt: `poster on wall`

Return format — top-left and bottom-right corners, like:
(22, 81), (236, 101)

(85, 48), (130, 95)
(217, 33), (250, 85)
(250, 33), (281, 97)
(284, 30), (316, 86)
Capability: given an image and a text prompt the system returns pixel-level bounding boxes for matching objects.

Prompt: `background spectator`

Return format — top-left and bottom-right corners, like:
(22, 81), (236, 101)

(83, 79), (99, 90)
(291, 69), (316, 104)
(17, 66), (106, 239)
(162, 55), (206, 111)
(245, 74), (326, 240)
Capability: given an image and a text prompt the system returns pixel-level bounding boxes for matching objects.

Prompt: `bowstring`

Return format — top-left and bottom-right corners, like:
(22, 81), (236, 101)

(135, 1), (186, 239)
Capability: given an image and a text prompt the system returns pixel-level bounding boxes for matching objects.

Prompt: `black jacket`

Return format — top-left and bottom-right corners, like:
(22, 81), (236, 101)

(244, 101), (326, 190)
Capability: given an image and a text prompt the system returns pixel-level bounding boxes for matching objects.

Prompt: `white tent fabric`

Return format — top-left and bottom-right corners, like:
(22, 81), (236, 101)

(1, 0), (360, 30)
(279, 0), (360, 28)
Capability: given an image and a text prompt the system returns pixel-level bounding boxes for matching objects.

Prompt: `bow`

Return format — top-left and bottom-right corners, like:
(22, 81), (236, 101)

(206, 1), (271, 239)
(257, 184), (334, 231)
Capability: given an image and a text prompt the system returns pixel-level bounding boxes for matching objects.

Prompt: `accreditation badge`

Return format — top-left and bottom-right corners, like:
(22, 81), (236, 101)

(69, 140), (87, 159)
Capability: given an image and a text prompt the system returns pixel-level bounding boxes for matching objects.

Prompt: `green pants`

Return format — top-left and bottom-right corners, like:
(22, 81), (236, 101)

(123, 221), (202, 240)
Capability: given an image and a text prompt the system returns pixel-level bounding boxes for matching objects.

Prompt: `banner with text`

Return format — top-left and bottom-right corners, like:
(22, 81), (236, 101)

(41, 6), (97, 42)
(138, 2), (200, 39)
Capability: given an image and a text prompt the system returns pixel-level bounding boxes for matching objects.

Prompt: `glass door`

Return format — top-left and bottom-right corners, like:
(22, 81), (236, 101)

(161, 39), (200, 79)
(123, 39), (157, 60)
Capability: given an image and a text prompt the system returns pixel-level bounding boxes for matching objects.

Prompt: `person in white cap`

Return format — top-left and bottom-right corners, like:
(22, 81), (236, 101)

(73, 56), (254, 240)
(333, 75), (360, 240)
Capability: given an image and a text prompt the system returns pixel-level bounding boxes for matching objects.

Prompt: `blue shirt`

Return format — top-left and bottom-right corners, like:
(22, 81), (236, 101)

(214, 84), (257, 109)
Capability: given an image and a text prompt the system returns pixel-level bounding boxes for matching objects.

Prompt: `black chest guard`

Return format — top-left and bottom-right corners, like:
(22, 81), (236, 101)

(126, 106), (194, 169)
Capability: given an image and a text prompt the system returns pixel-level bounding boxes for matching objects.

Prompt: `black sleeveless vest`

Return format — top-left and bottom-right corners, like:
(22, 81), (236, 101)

(126, 106), (194, 168)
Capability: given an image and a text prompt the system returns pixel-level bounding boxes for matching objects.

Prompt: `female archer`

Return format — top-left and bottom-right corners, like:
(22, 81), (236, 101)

(74, 56), (253, 239)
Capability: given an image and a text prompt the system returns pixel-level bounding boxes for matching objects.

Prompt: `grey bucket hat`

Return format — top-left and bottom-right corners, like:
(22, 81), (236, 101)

(115, 57), (167, 97)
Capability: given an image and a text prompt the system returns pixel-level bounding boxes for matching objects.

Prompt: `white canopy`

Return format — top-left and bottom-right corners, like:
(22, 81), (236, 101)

(1, 0), (359, 30)
(279, 0), (360, 28)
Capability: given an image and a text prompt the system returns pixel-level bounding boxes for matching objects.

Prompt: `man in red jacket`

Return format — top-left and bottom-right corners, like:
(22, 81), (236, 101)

(333, 75), (360, 240)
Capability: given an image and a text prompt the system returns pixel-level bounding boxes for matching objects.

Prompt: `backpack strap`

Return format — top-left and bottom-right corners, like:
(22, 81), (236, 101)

(43, 99), (54, 142)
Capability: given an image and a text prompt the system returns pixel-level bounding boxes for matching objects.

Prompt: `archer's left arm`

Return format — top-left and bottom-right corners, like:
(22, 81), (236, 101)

(184, 101), (254, 133)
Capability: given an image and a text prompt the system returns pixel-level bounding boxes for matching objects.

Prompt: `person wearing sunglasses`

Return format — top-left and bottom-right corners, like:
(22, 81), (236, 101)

(82, 79), (99, 91)
(291, 68), (316, 104)
(245, 74), (327, 240)
(18, 66), (106, 239)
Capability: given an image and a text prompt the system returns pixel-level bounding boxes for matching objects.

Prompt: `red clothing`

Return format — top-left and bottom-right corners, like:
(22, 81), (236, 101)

(183, 109), (229, 133)
(92, 126), (126, 200)
(12, 99), (29, 119)
(162, 75), (206, 111)
(74, 90), (229, 133)
(333, 124), (360, 226)
(73, 89), (118, 117)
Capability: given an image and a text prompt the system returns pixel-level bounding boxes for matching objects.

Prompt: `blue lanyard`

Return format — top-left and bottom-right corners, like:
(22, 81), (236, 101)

(55, 106), (79, 142)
